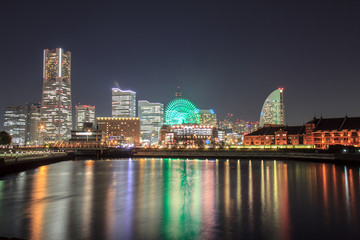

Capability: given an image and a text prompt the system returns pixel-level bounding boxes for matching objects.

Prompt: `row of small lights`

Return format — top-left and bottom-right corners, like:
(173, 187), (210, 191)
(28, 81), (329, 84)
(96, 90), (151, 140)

(314, 132), (358, 136)
(172, 125), (214, 129)
(97, 117), (139, 120)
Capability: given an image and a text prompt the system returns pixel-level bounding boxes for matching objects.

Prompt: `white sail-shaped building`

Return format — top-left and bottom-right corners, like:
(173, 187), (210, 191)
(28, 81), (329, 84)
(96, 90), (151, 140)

(259, 88), (285, 127)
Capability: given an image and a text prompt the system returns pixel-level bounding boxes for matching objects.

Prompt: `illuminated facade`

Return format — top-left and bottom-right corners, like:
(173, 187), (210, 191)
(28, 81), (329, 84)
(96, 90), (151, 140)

(304, 116), (360, 149)
(112, 88), (136, 118)
(164, 98), (200, 126)
(233, 120), (259, 135)
(3, 105), (28, 145)
(244, 116), (360, 149)
(171, 124), (216, 145)
(70, 130), (105, 143)
(159, 125), (172, 143)
(26, 103), (41, 145)
(244, 125), (305, 146)
(97, 117), (140, 145)
(259, 88), (285, 127)
(75, 105), (95, 130)
(198, 109), (217, 126)
(138, 100), (164, 143)
(40, 48), (72, 143)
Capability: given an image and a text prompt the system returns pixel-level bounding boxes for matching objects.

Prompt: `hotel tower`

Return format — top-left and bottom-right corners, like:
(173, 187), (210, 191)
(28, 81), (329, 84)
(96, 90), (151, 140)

(259, 88), (285, 127)
(40, 48), (72, 143)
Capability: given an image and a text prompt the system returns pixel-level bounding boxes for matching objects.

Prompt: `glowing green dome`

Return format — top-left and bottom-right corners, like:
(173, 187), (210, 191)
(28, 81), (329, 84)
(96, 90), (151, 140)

(164, 98), (200, 125)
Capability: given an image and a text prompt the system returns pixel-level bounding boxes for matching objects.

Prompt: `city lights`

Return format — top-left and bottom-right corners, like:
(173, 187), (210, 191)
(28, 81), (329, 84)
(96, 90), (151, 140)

(164, 98), (200, 126)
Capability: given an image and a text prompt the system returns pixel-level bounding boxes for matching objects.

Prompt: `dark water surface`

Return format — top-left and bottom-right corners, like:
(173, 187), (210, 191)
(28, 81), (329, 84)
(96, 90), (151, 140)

(0, 158), (359, 240)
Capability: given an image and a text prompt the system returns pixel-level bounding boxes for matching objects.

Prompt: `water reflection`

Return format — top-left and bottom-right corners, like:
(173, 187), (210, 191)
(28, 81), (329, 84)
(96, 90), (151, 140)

(29, 165), (47, 240)
(82, 160), (94, 240)
(0, 159), (359, 240)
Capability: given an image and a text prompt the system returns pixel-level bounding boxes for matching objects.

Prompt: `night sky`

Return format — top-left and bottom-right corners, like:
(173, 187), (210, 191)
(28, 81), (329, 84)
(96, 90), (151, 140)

(1, 1), (360, 129)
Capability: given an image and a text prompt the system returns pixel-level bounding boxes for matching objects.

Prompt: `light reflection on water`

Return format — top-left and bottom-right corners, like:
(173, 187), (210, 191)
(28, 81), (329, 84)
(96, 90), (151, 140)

(0, 158), (360, 240)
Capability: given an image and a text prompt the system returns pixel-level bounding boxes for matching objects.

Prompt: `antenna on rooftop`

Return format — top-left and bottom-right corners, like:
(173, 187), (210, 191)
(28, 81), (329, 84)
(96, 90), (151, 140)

(175, 86), (182, 98)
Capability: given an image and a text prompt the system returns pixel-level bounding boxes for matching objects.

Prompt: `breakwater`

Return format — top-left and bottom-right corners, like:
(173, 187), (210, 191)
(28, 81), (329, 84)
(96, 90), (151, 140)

(0, 152), (72, 176)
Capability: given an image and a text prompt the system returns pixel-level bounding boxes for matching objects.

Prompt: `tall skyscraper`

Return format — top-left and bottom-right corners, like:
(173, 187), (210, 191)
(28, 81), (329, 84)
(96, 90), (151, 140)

(259, 88), (285, 127)
(75, 105), (95, 130)
(40, 48), (72, 143)
(26, 103), (41, 145)
(3, 105), (28, 145)
(138, 100), (164, 143)
(112, 88), (136, 118)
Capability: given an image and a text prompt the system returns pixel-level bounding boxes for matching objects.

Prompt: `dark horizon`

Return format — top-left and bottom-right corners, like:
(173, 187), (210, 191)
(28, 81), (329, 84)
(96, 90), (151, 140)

(2, 1), (360, 129)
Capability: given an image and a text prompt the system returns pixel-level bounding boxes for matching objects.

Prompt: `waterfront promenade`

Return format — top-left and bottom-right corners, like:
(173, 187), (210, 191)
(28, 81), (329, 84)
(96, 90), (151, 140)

(1, 146), (360, 177)
(133, 148), (360, 164)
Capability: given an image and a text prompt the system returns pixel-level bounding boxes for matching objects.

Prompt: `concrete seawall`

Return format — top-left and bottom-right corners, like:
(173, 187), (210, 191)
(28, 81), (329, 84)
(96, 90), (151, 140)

(133, 149), (360, 164)
(0, 152), (72, 176)
(1, 149), (358, 177)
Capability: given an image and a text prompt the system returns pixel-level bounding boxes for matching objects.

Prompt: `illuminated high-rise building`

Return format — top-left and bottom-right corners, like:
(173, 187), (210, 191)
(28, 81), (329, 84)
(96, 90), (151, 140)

(40, 48), (72, 143)
(112, 88), (136, 118)
(3, 105), (28, 145)
(259, 88), (285, 127)
(4, 103), (42, 146)
(75, 105), (95, 130)
(233, 120), (259, 135)
(26, 103), (41, 145)
(197, 109), (217, 126)
(138, 100), (164, 143)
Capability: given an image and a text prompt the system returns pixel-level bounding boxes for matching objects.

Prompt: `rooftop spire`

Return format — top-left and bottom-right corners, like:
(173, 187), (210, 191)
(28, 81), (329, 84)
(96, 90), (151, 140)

(175, 86), (182, 98)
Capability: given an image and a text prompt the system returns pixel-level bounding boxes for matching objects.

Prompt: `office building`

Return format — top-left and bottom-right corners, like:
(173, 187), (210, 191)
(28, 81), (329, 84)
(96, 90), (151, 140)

(40, 48), (72, 143)
(198, 109), (217, 127)
(4, 103), (42, 146)
(259, 88), (285, 127)
(233, 120), (260, 135)
(3, 105), (28, 145)
(26, 103), (41, 145)
(75, 105), (95, 130)
(138, 100), (164, 143)
(112, 88), (136, 118)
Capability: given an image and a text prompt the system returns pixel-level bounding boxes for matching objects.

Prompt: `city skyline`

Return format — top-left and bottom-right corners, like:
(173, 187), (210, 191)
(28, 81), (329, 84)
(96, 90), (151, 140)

(2, 2), (360, 239)
(2, 2), (360, 129)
